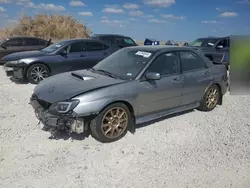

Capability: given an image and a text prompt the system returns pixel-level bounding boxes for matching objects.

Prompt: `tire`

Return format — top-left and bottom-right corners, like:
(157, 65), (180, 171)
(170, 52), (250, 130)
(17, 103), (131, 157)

(26, 63), (50, 84)
(198, 84), (220, 111)
(89, 103), (132, 143)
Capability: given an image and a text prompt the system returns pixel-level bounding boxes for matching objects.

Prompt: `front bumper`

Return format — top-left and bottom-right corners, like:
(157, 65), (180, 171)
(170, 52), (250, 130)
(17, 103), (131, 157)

(30, 96), (85, 134)
(3, 64), (25, 80)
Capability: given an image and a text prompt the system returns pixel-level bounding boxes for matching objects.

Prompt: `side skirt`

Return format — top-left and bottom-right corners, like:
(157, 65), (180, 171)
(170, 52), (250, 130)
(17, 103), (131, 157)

(135, 102), (200, 125)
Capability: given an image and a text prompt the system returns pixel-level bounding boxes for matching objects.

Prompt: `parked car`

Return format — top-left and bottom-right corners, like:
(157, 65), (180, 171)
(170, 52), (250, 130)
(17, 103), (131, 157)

(90, 34), (138, 49)
(165, 40), (178, 46)
(29, 46), (228, 143)
(188, 36), (230, 68)
(0, 36), (51, 64)
(144, 38), (160, 45)
(3, 38), (116, 84)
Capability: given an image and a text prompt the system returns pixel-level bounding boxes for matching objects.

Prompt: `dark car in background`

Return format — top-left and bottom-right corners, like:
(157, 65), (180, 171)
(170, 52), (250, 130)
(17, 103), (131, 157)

(3, 38), (114, 84)
(90, 34), (138, 49)
(0, 36), (51, 64)
(188, 36), (230, 68)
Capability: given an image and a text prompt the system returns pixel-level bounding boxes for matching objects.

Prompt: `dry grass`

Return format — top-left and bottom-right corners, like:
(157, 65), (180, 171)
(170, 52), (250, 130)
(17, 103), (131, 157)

(0, 14), (92, 41)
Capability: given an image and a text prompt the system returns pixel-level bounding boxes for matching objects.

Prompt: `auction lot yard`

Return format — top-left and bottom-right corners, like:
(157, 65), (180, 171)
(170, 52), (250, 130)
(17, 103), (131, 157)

(0, 68), (250, 188)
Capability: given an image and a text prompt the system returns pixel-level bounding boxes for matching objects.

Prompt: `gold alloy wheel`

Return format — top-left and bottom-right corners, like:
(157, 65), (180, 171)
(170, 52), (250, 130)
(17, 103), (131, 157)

(205, 87), (219, 109)
(101, 107), (128, 139)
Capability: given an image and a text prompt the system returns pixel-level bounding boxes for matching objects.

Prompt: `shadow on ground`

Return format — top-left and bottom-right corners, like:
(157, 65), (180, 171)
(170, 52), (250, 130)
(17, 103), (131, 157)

(47, 109), (195, 141)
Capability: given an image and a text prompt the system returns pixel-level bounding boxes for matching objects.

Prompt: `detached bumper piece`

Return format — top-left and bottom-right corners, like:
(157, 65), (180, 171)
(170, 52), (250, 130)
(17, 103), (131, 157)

(30, 95), (85, 134)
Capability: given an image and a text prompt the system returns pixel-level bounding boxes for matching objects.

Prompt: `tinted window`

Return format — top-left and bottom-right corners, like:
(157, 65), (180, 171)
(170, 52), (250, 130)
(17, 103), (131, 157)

(86, 42), (105, 51)
(24, 38), (40, 46)
(123, 37), (136, 46)
(147, 52), (179, 76)
(39, 40), (46, 45)
(189, 38), (219, 47)
(4, 38), (23, 47)
(69, 42), (85, 53)
(180, 51), (205, 72)
(99, 36), (113, 44)
(217, 39), (229, 48)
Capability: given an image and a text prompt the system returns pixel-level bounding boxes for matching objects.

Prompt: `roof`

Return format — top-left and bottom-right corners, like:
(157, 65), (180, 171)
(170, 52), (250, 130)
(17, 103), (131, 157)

(8, 36), (47, 40)
(125, 45), (196, 52)
(93, 34), (128, 37)
(145, 38), (159, 42)
(58, 38), (108, 43)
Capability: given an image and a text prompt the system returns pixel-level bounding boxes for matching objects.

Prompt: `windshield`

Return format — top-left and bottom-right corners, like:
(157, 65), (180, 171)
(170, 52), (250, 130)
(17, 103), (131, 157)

(40, 40), (67, 53)
(93, 48), (155, 80)
(189, 38), (219, 47)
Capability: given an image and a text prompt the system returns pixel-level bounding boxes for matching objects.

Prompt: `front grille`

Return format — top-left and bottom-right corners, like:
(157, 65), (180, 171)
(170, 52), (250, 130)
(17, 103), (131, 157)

(31, 93), (51, 109)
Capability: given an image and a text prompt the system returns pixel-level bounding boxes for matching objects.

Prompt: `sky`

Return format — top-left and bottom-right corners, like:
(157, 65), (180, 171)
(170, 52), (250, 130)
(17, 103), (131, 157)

(0, 0), (249, 41)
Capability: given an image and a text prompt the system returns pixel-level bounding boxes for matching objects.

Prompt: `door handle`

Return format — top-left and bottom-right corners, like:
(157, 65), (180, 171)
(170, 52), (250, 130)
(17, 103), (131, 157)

(204, 71), (209, 76)
(172, 77), (180, 83)
(80, 54), (86, 57)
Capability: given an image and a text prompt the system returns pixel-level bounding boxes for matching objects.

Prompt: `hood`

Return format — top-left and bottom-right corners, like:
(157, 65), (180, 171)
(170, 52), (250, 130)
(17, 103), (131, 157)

(1, 50), (46, 61)
(33, 69), (127, 103)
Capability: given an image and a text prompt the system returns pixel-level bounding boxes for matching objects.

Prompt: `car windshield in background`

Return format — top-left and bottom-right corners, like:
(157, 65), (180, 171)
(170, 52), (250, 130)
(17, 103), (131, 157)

(92, 48), (155, 80)
(40, 41), (67, 53)
(189, 38), (219, 47)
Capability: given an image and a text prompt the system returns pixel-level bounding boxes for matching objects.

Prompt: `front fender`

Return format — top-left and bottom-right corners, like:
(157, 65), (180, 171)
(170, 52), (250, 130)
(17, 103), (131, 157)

(72, 95), (136, 117)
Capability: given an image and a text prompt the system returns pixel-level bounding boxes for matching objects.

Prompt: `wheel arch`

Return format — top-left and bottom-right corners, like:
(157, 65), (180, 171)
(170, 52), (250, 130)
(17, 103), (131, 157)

(96, 100), (136, 132)
(204, 82), (223, 105)
(24, 62), (51, 78)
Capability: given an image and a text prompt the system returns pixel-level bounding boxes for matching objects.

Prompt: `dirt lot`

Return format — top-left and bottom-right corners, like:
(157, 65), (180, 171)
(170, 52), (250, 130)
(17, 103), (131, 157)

(0, 67), (250, 188)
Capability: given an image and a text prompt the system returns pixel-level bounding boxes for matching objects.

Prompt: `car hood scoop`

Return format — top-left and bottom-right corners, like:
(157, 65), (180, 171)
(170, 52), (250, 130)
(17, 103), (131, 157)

(33, 69), (126, 103)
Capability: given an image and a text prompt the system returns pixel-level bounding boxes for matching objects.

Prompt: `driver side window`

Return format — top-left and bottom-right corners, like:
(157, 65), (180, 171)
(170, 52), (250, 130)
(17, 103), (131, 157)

(147, 52), (180, 76)
(68, 42), (86, 53)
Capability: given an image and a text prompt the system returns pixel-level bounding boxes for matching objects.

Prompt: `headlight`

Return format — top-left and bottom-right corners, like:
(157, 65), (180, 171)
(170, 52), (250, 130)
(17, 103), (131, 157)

(8, 60), (20, 64)
(49, 100), (80, 114)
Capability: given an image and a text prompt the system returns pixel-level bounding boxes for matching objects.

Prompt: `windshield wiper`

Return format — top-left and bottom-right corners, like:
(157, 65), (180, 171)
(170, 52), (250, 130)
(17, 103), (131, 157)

(95, 69), (117, 78)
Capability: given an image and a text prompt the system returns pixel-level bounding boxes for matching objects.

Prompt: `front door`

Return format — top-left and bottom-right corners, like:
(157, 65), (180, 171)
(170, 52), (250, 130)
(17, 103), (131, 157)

(136, 52), (184, 117)
(179, 51), (213, 106)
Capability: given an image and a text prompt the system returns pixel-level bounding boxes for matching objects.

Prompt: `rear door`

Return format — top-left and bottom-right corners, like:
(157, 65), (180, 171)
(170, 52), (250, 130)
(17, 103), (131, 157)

(179, 51), (213, 106)
(0, 38), (24, 58)
(22, 38), (43, 51)
(84, 41), (111, 67)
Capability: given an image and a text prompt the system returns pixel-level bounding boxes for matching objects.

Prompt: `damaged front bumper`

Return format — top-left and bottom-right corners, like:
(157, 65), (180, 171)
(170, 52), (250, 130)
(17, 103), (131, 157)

(30, 95), (86, 134)
(3, 62), (26, 80)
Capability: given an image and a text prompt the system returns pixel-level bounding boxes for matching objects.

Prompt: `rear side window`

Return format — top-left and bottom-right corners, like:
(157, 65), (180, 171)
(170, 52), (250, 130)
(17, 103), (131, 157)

(180, 51), (205, 72)
(86, 42), (109, 51)
(123, 37), (136, 45)
(39, 40), (46, 45)
(24, 38), (40, 46)
(69, 42), (85, 53)
(4, 38), (23, 47)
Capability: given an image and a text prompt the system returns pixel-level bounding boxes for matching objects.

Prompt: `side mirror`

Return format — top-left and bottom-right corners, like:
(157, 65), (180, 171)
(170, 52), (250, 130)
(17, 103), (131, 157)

(145, 72), (161, 80)
(60, 49), (67, 56)
(216, 45), (223, 49)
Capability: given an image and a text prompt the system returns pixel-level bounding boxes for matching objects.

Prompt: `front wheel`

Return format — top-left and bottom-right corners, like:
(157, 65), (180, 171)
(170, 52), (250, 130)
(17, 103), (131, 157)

(26, 63), (49, 84)
(89, 103), (132, 143)
(198, 85), (220, 111)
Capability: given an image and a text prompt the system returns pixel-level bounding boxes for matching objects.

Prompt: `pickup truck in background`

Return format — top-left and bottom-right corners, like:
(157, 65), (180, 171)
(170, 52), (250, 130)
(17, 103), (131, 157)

(188, 36), (230, 69)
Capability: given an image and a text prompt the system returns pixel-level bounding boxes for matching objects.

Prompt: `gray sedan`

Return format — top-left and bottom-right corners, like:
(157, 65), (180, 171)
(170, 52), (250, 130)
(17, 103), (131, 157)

(30, 46), (229, 143)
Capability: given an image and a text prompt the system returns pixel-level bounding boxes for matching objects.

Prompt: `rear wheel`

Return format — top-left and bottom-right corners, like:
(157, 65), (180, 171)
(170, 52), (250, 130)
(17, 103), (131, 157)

(198, 85), (220, 111)
(26, 63), (49, 84)
(90, 103), (132, 143)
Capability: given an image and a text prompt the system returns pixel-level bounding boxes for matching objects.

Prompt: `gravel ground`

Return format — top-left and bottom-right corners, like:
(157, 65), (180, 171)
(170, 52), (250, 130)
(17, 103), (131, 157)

(0, 68), (250, 188)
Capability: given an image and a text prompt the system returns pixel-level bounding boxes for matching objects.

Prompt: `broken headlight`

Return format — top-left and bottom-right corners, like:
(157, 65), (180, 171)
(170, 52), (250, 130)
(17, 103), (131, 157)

(48, 100), (80, 114)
